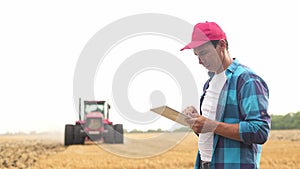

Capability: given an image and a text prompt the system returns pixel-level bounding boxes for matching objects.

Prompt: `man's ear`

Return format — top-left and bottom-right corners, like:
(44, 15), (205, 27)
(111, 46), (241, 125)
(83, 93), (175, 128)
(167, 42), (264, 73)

(218, 39), (227, 49)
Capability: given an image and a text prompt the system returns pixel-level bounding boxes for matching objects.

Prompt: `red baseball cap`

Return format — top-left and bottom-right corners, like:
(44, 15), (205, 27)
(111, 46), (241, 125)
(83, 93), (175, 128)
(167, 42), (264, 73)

(180, 21), (226, 51)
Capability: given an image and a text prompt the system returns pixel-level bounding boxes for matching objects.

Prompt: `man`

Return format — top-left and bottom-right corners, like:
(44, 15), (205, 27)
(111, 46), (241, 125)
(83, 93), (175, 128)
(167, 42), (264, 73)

(181, 21), (270, 169)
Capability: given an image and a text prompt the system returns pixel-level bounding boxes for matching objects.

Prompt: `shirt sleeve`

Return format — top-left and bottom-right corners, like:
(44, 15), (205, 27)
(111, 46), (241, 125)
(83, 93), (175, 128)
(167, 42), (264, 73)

(238, 76), (271, 145)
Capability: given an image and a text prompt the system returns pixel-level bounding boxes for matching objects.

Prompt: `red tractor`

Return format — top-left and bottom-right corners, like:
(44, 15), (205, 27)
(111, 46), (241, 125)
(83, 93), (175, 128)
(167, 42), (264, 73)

(64, 99), (124, 145)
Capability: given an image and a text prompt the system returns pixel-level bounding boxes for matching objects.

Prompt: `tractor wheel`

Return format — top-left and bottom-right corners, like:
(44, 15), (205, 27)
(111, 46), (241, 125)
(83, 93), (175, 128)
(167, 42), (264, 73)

(73, 125), (85, 144)
(64, 124), (74, 146)
(104, 124), (115, 144)
(114, 124), (124, 144)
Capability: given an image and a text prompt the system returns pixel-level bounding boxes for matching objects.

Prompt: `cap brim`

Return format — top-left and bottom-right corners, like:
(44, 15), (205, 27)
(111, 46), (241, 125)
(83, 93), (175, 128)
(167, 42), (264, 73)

(180, 41), (208, 51)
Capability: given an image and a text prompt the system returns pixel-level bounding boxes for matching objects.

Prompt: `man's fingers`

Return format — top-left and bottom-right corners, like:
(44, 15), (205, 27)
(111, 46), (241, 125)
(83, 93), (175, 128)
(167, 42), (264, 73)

(185, 118), (195, 125)
(183, 107), (193, 116)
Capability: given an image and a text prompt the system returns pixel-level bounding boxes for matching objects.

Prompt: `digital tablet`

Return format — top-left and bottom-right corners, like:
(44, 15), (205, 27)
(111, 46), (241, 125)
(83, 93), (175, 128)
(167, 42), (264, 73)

(150, 106), (191, 126)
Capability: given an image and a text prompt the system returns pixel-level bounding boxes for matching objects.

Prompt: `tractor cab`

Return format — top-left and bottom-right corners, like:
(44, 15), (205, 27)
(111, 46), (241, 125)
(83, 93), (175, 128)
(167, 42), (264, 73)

(84, 100), (110, 117)
(83, 100), (112, 129)
(64, 99), (123, 146)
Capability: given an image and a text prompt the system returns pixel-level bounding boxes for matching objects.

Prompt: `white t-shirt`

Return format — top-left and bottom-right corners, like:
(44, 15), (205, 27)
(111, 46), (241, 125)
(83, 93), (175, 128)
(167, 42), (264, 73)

(198, 71), (227, 162)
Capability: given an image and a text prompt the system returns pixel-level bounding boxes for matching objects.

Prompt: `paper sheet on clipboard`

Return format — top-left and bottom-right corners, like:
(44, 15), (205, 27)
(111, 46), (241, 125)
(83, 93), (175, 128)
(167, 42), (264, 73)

(150, 106), (191, 126)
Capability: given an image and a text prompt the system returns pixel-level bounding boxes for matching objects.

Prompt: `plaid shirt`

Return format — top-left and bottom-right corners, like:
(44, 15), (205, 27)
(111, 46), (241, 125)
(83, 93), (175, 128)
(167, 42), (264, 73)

(195, 59), (270, 169)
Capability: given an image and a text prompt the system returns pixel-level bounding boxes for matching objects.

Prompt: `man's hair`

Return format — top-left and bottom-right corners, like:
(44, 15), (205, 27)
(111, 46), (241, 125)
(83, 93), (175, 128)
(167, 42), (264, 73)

(210, 39), (229, 50)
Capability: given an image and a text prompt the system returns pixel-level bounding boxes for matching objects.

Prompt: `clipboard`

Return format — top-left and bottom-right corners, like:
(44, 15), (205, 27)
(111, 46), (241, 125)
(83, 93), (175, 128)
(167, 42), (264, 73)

(150, 106), (191, 126)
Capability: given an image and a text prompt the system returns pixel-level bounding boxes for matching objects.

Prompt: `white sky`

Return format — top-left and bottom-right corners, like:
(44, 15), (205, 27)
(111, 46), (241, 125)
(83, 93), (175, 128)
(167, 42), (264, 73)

(1, 0), (299, 134)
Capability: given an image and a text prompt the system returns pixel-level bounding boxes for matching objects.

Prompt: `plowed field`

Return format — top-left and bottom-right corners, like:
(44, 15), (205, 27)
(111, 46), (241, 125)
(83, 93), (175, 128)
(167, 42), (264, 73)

(1, 130), (299, 169)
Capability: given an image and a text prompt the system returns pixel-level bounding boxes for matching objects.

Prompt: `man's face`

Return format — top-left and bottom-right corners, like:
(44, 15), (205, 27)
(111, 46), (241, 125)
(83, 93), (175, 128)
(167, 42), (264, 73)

(193, 42), (223, 73)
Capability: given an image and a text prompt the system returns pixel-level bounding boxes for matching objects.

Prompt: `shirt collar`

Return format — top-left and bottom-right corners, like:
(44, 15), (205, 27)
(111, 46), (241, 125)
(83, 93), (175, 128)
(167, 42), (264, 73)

(225, 58), (239, 76)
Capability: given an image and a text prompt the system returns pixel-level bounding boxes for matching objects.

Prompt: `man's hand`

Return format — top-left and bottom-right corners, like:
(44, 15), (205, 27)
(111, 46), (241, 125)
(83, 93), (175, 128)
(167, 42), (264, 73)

(182, 106), (242, 141)
(182, 106), (199, 118)
(185, 116), (219, 133)
(182, 106), (219, 133)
